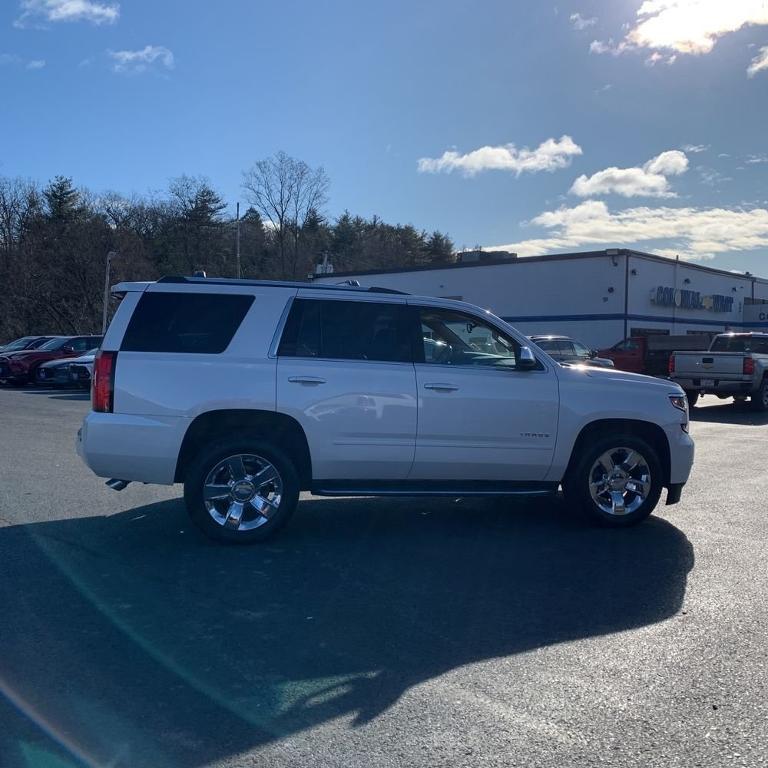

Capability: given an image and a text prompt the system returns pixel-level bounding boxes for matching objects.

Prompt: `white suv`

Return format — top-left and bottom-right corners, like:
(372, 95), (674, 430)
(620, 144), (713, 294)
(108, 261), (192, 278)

(77, 277), (695, 543)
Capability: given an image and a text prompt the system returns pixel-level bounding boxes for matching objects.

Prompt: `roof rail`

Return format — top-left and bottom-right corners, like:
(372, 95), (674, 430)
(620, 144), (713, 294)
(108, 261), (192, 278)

(156, 275), (408, 295)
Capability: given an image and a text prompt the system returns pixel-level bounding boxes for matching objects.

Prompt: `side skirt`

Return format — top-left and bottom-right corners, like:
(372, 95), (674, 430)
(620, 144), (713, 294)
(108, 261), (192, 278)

(311, 480), (559, 498)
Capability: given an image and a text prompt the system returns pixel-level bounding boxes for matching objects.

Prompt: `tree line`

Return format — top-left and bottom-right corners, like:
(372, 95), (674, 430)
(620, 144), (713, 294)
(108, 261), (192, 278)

(0, 151), (455, 339)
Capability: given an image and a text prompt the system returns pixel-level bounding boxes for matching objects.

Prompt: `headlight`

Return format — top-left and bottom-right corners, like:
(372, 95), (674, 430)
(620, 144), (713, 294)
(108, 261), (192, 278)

(670, 394), (690, 432)
(669, 394), (687, 413)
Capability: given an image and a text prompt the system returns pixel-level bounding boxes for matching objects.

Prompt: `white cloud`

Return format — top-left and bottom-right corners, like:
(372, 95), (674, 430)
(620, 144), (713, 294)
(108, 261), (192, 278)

(569, 150), (688, 198)
(570, 12), (596, 30)
(747, 45), (768, 77)
(417, 136), (583, 177)
(645, 51), (677, 65)
(589, 39), (621, 55)
(747, 153), (768, 164)
(0, 53), (46, 70)
(590, 1), (768, 60)
(681, 143), (709, 153)
(15, 0), (119, 26)
(697, 167), (732, 187)
(109, 45), (175, 74)
(486, 200), (768, 260)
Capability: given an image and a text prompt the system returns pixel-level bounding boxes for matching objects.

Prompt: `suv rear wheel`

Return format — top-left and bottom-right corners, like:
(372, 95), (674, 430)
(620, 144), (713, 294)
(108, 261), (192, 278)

(563, 434), (663, 527)
(184, 436), (300, 543)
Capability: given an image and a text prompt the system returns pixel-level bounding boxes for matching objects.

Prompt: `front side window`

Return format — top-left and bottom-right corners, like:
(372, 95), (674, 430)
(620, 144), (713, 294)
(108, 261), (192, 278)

(278, 299), (414, 363)
(418, 308), (522, 369)
(571, 341), (592, 359)
(69, 338), (90, 352)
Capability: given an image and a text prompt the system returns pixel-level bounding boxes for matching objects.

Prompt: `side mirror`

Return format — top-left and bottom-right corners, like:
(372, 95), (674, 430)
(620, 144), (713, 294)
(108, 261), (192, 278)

(590, 349), (598, 358)
(62, 345), (74, 353)
(518, 345), (537, 371)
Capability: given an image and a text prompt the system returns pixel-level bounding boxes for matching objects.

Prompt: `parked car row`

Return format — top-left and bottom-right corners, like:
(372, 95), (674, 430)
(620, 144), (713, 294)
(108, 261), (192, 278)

(0, 335), (102, 387)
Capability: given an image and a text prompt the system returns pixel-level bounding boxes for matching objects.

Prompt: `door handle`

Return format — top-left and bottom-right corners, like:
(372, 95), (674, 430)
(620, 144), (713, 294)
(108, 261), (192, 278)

(423, 382), (458, 392)
(288, 376), (326, 385)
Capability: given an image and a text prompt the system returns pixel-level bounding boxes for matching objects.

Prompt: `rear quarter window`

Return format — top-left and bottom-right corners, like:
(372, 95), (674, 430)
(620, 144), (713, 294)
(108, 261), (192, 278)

(121, 292), (254, 353)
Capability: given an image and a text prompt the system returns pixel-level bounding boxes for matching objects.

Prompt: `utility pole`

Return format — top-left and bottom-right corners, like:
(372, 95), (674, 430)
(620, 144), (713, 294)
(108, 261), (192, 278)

(102, 250), (119, 334)
(235, 202), (241, 278)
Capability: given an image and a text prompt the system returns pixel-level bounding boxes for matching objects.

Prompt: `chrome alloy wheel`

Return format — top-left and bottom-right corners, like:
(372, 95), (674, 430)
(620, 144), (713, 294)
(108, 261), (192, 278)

(203, 454), (283, 531)
(588, 447), (651, 517)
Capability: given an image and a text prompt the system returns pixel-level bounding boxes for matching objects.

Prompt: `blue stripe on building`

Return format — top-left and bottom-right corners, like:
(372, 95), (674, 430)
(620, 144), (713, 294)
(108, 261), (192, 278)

(501, 313), (765, 328)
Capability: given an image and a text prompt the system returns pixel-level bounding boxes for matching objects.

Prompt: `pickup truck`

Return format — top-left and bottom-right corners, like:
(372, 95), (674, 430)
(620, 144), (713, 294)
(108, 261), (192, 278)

(669, 332), (768, 410)
(599, 334), (714, 376)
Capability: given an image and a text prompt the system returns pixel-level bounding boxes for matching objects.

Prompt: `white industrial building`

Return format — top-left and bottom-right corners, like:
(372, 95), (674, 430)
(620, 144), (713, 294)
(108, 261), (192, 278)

(313, 249), (768, 349)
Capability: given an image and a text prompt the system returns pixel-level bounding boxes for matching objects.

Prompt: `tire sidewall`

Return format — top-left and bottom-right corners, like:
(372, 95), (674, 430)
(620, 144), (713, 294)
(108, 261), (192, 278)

(567, 434), (663, 527)
(750, 378), (768, 412)
(184, 436), (300, 544)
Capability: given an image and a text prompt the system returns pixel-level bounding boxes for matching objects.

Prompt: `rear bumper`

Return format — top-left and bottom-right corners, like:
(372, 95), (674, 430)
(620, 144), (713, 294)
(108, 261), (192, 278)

(673, 376), (753, 394)
(77, 412), (188, 485)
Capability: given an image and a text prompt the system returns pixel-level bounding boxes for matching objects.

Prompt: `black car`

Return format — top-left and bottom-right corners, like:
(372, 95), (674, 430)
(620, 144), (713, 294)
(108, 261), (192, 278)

(529, 335), (615, 368)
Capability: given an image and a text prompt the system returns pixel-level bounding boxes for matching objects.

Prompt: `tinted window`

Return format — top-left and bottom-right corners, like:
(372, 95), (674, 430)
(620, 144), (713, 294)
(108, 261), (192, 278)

(534, 339), (567, 360)
(40, 337), (69, 351)
(711, 335), (768, 353)
(418, 308), (522, 369)
(122, 292), (254, 353)
(69, 337), (91, 352)
(278, 299), (414, 363)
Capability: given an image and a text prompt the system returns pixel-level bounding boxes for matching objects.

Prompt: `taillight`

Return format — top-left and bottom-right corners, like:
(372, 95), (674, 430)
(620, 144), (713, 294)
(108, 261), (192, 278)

(744, 357), (755, 375)
(92, 350), (117, 413)
(668, 354), (675, 374)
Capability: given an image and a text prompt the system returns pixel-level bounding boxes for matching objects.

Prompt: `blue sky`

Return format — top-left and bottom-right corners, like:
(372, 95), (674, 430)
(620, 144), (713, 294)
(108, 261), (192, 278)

(1, 0), (767, 273)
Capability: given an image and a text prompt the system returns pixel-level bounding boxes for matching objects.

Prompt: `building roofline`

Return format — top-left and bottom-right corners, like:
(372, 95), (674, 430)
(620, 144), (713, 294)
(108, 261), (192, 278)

(317, 248), (767, 284)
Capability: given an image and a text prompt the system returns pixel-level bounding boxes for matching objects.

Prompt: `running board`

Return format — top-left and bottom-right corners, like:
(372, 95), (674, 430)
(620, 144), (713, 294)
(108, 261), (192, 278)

(311, 481), (558, 498)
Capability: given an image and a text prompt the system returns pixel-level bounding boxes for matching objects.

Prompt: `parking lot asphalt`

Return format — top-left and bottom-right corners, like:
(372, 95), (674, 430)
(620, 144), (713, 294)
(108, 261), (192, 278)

(0, 387), (767, 768)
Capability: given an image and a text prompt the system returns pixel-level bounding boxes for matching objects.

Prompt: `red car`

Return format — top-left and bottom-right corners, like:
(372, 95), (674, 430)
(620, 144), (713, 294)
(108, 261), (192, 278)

(0, 335), (102, 385)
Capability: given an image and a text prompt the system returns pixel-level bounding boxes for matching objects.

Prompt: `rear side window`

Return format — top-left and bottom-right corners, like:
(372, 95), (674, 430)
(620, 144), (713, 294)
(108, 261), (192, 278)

(278, 299), (414, 363)
(122, 292), (254, 353)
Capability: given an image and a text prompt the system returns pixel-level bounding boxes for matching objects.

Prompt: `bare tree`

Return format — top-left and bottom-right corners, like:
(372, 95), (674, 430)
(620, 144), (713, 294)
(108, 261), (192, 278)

(242, 151), (329, 279)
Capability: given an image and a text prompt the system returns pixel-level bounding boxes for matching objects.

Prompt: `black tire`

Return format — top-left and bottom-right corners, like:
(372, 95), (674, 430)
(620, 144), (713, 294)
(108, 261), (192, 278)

(750, 377), (768, 412)
(683, 390), (699, 409)
(183, 436), (300, 544)
(563, 434), (663, 527)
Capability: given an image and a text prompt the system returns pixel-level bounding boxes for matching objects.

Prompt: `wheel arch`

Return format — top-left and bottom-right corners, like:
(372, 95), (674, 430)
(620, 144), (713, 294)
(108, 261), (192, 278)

(563, 418), (671, 487)
(175, 409), (312, 488)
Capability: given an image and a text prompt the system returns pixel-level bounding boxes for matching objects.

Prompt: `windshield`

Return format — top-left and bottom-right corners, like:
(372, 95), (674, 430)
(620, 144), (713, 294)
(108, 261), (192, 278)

(1, 337), (35, 352)
(39, 338), (69, 351)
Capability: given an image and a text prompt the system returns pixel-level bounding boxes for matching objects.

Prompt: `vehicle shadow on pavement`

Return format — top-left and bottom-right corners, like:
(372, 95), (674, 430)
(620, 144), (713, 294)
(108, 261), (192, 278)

(0, 496), (693, 767)
(691, 401), (768, 426)
(13, 387), (90, 401)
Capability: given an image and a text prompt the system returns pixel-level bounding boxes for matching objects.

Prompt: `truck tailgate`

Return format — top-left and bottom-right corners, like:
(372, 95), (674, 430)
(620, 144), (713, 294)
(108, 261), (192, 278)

(673, 351), (745, 377)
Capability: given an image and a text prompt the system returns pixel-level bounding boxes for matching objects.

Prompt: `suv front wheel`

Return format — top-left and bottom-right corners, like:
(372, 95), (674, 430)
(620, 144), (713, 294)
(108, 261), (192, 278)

(184, 437), (300, 543)
(563, 434), (663, 527)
